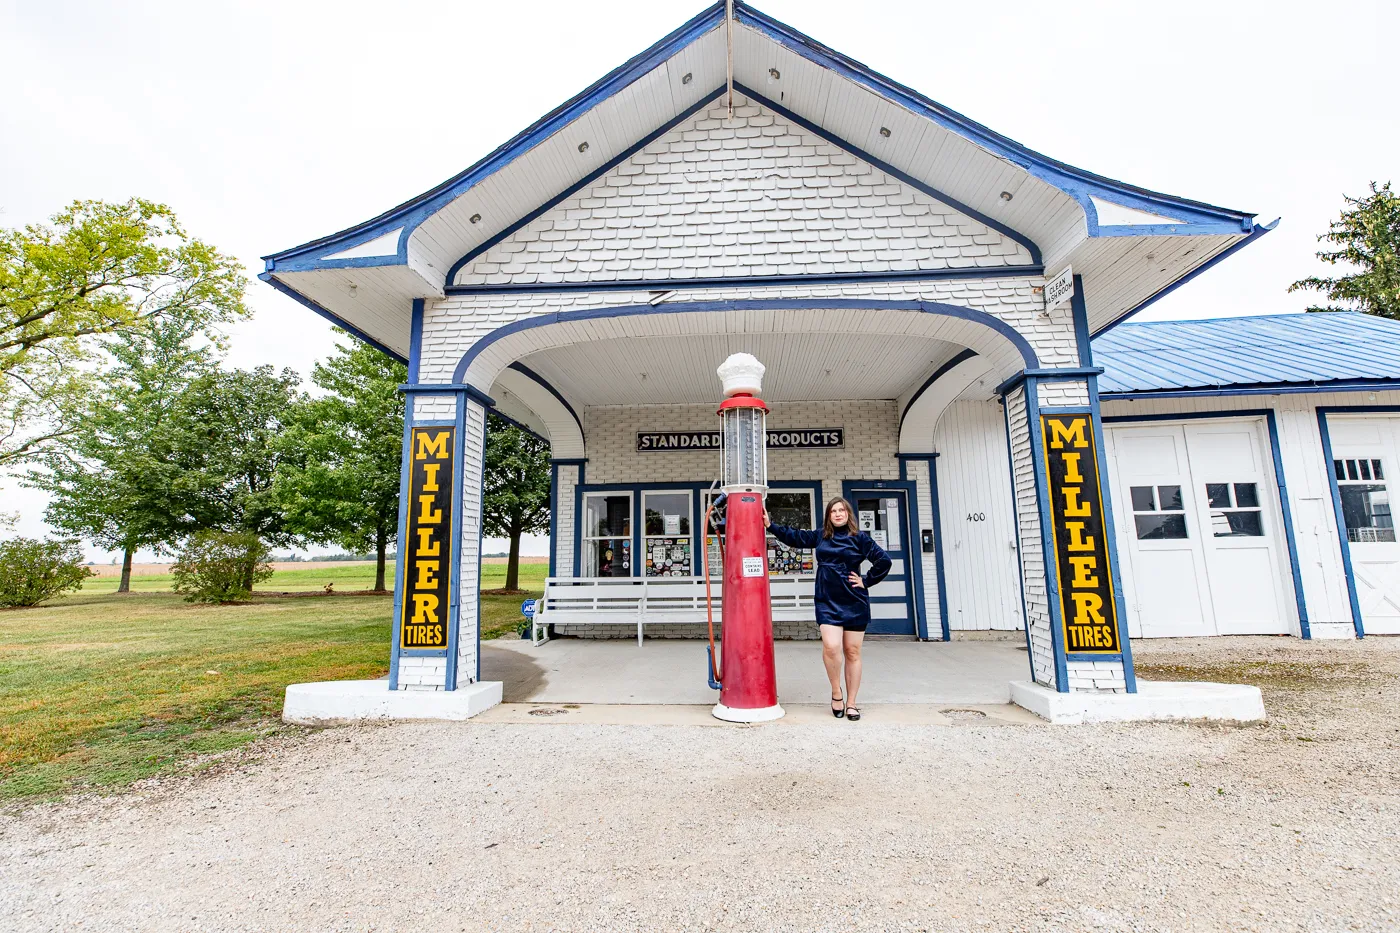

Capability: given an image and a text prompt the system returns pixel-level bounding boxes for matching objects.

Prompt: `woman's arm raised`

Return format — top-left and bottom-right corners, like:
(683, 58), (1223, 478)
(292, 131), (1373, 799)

(767, 522), (822, 549)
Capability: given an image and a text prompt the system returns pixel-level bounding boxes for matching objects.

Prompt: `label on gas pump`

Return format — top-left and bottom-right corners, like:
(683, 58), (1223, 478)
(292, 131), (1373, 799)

(741, 556), (764, 577)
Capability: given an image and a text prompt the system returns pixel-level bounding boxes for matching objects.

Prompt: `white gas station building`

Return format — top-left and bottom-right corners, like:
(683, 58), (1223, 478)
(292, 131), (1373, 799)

(265, 2), (1400, 718)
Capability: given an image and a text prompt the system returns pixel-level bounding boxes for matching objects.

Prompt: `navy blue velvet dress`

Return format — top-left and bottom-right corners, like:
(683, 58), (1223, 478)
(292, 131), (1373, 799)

(769, 524), (892, 631)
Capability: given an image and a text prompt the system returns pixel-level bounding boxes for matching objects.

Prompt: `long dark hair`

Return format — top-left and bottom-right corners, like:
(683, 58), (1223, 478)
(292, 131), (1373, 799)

(822, 497), (857, 538)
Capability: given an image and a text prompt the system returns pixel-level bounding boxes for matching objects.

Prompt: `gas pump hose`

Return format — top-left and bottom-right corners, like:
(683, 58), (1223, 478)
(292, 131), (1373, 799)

(702, 502), (725, 683)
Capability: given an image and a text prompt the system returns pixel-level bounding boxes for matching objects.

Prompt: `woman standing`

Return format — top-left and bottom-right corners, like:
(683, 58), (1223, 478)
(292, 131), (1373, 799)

(766, 497), (891, 721)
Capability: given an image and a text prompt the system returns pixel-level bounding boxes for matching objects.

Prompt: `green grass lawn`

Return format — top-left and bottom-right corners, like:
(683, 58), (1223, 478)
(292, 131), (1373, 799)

(1, 563), (545, 800)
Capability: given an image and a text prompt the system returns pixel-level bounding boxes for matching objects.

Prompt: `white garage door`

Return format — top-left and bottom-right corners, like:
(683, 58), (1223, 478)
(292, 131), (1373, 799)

(1106, 418), (1295, 638)
(1325, 415), (1400, 635)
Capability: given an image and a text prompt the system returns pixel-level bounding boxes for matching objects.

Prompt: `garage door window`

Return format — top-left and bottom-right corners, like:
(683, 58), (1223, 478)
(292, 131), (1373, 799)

(1335, 458), (1395, 543)
(1205, 482), (1265, 537)
(1130, 485), (1187, 539)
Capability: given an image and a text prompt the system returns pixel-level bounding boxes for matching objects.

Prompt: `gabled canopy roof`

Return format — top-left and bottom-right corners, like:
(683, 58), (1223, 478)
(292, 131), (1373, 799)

(261, 1), (1271, 362)
(1094, 312), (1400, 397)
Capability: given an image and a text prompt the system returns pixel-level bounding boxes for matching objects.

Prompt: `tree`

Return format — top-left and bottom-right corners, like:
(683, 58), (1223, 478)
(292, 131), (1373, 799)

(482, 414), (551, 592)
(274, 338), (406, 591)
(177, 365), (303, 588)
(1290, 181), (1400, 319)
(1, 198), (248, 465)
(23, 315), (219, 592)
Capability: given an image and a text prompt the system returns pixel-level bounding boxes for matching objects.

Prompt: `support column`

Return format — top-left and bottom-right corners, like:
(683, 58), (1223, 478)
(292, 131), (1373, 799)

(1002, 371), (1137, 694)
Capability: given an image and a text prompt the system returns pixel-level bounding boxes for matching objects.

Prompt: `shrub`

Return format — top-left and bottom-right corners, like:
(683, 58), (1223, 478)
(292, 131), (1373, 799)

(0, 538), (94, 607)
(171, 531), (273, 603)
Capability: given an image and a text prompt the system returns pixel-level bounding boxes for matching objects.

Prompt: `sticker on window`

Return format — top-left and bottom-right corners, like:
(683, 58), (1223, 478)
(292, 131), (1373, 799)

(741, 556), (764, 577)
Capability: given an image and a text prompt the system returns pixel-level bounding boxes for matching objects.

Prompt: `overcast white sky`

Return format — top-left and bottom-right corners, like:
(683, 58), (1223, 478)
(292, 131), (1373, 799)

(2, 0), (1395, 560)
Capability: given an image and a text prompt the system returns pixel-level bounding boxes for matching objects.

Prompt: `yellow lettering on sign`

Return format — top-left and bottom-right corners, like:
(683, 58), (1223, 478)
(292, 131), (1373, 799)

(415, 560), (440, 589)
(1047, 418), (1089, 449)
(411, 593), (440, 624)
(1070, 592), (1107, 624)
(1068, 556), (1099, 588)
(418, 494), (442, 524)
(415, 431), (451, 460)
(1061, 452), (1084, 484)
(1062, 486), (1091, 517)
(1065, 521), (1096, 552)
(422, 462), (442, 492)
(416, 528), (441, 557)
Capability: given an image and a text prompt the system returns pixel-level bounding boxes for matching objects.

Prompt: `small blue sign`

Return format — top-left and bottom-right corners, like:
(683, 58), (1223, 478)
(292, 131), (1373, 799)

(520, 599), (537, 619)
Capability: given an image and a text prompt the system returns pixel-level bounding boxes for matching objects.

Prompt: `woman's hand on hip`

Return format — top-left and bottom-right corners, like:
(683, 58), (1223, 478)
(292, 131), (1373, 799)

(847, 572), (864, 589)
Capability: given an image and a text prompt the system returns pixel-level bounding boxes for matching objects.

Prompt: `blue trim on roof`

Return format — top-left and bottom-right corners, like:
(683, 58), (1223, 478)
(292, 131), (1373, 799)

(733, 3), (1255, 232)
(263, 3), (728, 271)
(445, 264), (1044, 296)
(258, 272), (408, 364)
(737, 84), (1042, 265)
(265, 1), (1254, 277)
(450, 298), (1040, 386)
(444, 87), (726, 288)
(1092, 220), (1278, 335)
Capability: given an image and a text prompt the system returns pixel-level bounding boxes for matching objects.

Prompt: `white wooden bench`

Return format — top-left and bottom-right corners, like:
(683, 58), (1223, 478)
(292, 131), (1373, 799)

(532, 575), (816, 645)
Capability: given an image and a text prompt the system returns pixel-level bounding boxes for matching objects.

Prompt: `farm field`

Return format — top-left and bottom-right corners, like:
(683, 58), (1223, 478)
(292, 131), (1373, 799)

(1, 561), (545, 800)
(80, 557), (548, 594)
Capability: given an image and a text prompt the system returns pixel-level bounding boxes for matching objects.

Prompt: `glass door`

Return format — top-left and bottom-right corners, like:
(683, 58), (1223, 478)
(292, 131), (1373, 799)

(850, 490), (916, 636)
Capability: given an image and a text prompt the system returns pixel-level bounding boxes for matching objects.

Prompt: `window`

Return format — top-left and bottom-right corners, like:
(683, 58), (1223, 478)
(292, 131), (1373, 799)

(1130, 484), (1187, 540)
(766, 489), (816, 576)
(643, 491), (692, 577)
(1335, 457), (1395, 543)
(1205, 482), (1265, 537)
(583, 492), (632, 577)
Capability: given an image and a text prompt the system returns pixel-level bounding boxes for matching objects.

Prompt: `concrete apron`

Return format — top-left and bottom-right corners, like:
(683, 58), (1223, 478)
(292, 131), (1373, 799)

(482, 638), (1029, 706)
(282, 639), (1267, 726)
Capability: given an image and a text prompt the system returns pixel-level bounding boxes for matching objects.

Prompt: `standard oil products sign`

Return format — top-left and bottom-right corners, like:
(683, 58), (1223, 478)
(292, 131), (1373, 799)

(401, 426), (455, 650)
(1040, 413), (1120, 654)
(638, 429), (843, 451)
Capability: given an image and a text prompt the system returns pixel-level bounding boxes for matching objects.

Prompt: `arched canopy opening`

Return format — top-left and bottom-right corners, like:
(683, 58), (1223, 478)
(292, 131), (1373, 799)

(454, 301), (1038, 414)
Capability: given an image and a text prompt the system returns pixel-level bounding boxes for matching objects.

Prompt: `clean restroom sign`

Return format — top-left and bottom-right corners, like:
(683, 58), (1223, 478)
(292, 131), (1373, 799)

(1044, 266), (1074, 310)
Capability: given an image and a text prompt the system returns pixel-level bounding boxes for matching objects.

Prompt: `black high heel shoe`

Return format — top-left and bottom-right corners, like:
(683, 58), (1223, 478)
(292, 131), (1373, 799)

(845, 706), (861, 722)
(831, 696), (845, 718)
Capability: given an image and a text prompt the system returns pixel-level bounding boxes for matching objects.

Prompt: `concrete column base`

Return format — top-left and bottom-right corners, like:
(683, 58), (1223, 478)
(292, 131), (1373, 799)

(282, 679), (503, 725)
(1010, 680), (1265, 725)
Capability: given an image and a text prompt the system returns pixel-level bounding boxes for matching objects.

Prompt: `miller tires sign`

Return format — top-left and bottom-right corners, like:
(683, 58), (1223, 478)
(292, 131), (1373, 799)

(1040, 413), (1120, 654)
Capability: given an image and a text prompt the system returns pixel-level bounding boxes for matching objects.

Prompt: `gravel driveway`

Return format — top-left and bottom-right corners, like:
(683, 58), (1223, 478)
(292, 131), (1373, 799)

(2, 637), (1396, 932)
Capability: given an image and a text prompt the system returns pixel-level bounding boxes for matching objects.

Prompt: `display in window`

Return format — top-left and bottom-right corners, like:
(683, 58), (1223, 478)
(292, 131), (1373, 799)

(645, 536), (691, 576)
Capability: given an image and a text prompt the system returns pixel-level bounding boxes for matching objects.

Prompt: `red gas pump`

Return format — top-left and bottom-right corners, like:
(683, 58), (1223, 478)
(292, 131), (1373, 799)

(705, 353), (784, 723)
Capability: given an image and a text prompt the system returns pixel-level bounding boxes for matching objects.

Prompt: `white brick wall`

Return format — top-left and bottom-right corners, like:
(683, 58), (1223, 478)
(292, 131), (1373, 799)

(420, 277), (1078, 392)
(453, 95), (1032, 289)
(396, 656), (446, 690)
(554, 463), (581, 578)
(1066, 659), (1127, 693)
(583, 399), (899, 494)
(1005, 385), (1056, 687)
(1038, 379), (1090, 408)
(455, 400), (487, 686)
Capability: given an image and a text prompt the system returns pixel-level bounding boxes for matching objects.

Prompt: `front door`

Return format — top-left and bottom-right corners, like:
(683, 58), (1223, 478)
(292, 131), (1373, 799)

(849, 489), (917, 636)
(1327, 415), (1400, 634)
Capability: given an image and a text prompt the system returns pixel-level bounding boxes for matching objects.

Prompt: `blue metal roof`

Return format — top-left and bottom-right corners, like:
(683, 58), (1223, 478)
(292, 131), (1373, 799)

(1092, 313), (1400, 396)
